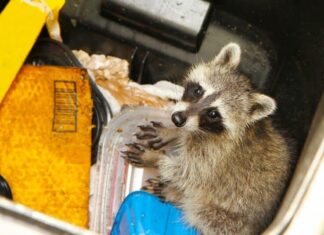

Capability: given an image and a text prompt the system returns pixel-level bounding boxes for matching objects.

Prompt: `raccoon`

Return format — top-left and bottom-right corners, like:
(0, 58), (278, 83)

(122, 43), (291, 235)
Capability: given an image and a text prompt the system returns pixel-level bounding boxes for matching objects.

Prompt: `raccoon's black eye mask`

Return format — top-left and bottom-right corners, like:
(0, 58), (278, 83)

(182, 82), (204, 102)
(199, 107), (225, 133)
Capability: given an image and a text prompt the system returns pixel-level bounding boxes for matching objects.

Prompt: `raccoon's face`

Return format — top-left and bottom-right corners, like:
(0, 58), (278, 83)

(172, 43), (276, 137)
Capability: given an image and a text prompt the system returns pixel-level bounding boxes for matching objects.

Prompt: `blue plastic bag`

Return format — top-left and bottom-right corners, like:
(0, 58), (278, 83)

(111, 191), (199, 235)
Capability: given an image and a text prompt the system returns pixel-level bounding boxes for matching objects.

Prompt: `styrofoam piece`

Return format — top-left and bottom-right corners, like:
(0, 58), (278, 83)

(128, 80), (184, 101)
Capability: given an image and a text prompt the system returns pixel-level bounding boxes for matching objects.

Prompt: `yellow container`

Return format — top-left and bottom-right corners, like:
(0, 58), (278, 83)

(0, 0), (65, 103)
(0, 65), (92, 227)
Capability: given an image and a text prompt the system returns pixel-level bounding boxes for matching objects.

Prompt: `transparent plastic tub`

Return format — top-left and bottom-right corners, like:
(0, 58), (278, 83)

(90, 106), (173, 234)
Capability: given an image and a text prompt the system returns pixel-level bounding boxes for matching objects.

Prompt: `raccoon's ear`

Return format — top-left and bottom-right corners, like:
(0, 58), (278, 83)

(213, 43), (241, 70)
(249, 93), (276, 121)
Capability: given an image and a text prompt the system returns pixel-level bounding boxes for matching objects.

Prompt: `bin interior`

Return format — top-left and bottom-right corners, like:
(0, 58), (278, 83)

(10, 0), (322, 232)
(59, 0), (323, 159)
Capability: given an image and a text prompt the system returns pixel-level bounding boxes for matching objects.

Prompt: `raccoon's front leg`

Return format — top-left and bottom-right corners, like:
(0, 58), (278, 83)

(121, 121), (177, 168)
(121, 144), (163, 168)
(142, 177), (182, 204)
(142, 178), (165, 198)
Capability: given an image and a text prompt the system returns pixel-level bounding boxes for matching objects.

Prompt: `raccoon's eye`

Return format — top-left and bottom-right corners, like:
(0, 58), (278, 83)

(182, 82), (204, 102)
(194, 86), (203, 97)
(208, 109), (221, 119)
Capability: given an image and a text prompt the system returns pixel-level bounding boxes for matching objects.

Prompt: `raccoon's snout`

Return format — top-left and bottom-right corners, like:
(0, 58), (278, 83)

(172, 111), (187, 127)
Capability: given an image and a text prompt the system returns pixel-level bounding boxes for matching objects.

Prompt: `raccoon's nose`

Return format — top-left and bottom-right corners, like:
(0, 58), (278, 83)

(172, 112), (187, 127)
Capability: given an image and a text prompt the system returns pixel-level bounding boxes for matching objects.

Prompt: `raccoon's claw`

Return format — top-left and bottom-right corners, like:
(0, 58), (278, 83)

(135, 131), (158, 140)
(135, 123), (174, 150)
(151, 121), (164, 128)
(138, 125), (156, 132)
(125, 143), (145, 152)
(150, 138), (176, 150)
(147, 137), (162, 149)
(121, 142), (163, 168)
(142, 177), (165, 200)
(120, 145), (148, 167)
(135, 123), (159, 140)
(146, 177), (161, 184)
(120, 151), (144, 167)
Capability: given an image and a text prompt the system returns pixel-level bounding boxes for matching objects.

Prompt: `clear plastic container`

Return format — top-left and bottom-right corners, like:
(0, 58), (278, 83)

(90, 106), (173, 234)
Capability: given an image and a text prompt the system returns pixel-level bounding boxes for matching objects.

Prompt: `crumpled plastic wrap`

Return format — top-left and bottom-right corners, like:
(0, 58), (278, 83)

(73, 50), (182, 109)
(73, 50), (129, 80)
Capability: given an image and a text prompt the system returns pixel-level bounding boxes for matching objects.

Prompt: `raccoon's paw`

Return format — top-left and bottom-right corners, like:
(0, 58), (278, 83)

(120, 143), (145, 167)
(142, 177), (165, 200)
(135, 121), (176, 150)
(142, 178), (182, 204)
(121, 143), (162, 168)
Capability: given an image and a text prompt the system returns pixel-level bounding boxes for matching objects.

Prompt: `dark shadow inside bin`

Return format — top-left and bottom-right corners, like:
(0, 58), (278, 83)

(0, 0), (9, 13)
